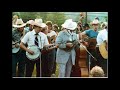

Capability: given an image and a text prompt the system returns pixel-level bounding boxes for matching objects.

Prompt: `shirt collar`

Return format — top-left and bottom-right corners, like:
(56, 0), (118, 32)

(32, 29), (40, 36)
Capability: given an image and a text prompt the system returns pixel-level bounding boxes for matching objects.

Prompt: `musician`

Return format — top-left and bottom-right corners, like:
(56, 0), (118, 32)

(46, 21), (57, 76)
(12, 18), (27, 77)
(40, 25), (49, 77)
(81, 19), (99, 38)
(56, 19), (78, 77)
(96, 22), (108, 77)
(81, 19), (99, 71)
(20, 19), (49, 77)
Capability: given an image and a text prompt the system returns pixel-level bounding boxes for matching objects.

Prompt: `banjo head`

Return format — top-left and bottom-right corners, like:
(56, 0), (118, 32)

(26, 45), (40, 61)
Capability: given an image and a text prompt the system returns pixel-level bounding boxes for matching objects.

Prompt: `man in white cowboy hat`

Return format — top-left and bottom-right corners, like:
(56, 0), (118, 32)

(20, 18), (49, 77)
(81, 19), (100, 72)
(25, 20), (34, 32)
(96, 22), (108, 77)
(12, 18), (27, 77)
(55, 19), (78, 77)
(81, 19), (99, 38)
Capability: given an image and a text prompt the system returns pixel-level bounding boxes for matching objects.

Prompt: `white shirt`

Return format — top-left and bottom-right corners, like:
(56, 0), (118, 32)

(21, 29), (49, 49)
(47, 30), (57, 37)
(97, 29), (108, 45)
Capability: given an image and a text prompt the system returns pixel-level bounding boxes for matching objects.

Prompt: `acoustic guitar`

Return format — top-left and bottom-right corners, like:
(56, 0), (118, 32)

(99, 41), (108, 59)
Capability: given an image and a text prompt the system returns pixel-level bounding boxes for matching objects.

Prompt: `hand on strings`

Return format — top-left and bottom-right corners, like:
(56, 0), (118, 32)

(27, 49), (34, 55)
(15, 43), (19, 48)
(66, 43), (73, 48)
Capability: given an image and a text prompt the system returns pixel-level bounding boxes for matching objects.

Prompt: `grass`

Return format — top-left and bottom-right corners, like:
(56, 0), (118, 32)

(16, 63), (59, 77)
(55, 63), (59, 77)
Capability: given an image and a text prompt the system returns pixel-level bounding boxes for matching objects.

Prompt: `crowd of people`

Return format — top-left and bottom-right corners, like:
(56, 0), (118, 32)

(12, 14), (108, 78)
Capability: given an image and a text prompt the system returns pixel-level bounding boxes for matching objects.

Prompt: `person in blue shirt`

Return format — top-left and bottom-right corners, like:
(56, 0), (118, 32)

(81, 19), (99, 38)
(81, 19), (100, 74)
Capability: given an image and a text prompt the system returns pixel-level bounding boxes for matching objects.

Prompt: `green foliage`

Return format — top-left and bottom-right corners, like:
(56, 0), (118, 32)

(12, 12), (66, 31)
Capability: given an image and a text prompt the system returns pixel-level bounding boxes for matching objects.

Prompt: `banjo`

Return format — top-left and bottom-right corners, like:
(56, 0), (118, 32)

(26, 45), (41, 61)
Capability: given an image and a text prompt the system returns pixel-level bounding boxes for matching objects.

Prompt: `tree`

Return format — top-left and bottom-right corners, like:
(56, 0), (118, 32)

(45, 12), (66, 31)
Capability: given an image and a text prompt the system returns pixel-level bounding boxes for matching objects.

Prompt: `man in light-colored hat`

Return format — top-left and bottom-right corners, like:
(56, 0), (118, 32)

(81, 19), (99, 71)
(55, 19), (78, 77)
(25, 20), (34, 32)
(12, 18), (27, 77)
(46, 21), (57, 77)
(20, 18), (49, 77)
(96, 21), (108, 77)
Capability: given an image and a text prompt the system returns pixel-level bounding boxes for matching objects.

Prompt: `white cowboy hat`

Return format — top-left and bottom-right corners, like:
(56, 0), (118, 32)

(26, 20), (34, 25)
(34, 19), (46, 28)
(91, 19), (99, 25)
(61, 19), (77, 30)
(13, 18), (26, 28)
(61, 19), (72, 27)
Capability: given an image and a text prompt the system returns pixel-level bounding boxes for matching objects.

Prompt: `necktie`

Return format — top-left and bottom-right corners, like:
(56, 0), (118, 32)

(35, 33), (39, 46)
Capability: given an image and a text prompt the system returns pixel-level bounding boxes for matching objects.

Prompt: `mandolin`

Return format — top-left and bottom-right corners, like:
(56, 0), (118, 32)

(62, 40), (80, 52)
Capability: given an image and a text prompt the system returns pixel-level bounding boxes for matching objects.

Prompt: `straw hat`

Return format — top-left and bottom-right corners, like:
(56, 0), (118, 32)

(13, 18), (26, 28)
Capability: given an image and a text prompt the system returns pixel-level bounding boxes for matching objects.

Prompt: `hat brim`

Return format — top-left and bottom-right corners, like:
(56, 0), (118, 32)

(13, 23), (26, 28)
(27, 21), (34, 25)
(34, 23), (46, 28)
(64, 22), (77, 30)
(91, 23), (99, 25)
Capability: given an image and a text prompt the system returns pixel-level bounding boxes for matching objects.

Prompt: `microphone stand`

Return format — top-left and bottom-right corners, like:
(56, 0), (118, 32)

(88, 55), (91, 76)
(40, 52), (42, 77)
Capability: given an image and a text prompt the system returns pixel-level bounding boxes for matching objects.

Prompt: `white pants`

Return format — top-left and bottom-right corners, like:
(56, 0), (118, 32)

(58, 55), (73, 77)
